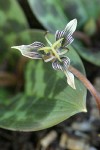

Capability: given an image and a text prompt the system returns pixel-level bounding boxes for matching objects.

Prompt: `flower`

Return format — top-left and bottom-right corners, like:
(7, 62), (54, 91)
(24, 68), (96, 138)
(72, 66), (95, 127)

(11, 19), (77, 89)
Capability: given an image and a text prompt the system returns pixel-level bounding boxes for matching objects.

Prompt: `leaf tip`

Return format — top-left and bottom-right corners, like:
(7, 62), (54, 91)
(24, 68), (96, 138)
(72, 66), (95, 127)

(82, 107), (87, 113)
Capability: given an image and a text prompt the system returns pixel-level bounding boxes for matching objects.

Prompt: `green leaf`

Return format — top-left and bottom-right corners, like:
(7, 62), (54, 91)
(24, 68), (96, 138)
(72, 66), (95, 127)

(28, 0), (100, 32)
(73, 40), (100, 66)
(0, 30), (87, 131)
(28, 0), (90, 32)
(28, 0), (68, 32)
(0, 0), (28, 62)
(80, 0), (100, 19)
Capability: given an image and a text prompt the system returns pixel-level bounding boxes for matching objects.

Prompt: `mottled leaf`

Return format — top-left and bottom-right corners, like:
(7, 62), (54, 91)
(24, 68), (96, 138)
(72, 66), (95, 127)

(28, 0), (100, 32)
(0, 30), (87, 131)
(73, 40), (100, 66)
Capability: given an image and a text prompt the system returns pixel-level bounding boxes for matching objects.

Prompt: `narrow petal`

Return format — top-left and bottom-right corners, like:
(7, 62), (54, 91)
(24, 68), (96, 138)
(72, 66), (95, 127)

(38, 46), (51, 54)
(52, 38), (63, 49)
(51, 47), (61, 62)
(58, 49), (68, 56)
(64, 70), (76, 89)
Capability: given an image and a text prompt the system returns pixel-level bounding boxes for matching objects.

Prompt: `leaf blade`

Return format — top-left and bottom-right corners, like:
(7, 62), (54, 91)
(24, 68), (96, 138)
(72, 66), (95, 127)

(0, 30), (87, 131)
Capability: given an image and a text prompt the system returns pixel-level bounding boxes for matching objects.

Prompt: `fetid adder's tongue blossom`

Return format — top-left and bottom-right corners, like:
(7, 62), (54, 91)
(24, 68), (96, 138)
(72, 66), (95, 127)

(11, 19), (77, 89)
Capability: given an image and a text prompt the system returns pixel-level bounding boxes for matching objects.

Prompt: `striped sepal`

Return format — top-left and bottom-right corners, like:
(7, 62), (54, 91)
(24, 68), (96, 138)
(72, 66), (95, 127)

(55, 30), (65, 41)
(52, 57), (70, 71)
(55, 19), (77, 47)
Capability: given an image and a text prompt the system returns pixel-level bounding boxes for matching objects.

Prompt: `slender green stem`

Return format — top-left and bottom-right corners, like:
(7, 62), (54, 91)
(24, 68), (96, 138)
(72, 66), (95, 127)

(69, 65), (100, 110)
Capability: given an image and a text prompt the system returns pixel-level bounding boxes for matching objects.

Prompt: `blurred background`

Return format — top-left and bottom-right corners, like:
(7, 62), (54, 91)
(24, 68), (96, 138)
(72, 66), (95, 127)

(0, 0), (100, 149)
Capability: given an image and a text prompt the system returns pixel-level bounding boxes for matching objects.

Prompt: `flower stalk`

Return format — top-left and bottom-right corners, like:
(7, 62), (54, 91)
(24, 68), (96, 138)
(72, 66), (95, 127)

(69, 65), (100, 110)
